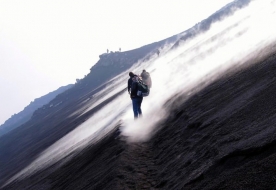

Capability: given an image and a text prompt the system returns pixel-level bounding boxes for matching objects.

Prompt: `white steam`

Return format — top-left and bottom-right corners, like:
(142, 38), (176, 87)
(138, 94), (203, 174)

(121, 0), (276, 141)
(4, 0), (276, 186)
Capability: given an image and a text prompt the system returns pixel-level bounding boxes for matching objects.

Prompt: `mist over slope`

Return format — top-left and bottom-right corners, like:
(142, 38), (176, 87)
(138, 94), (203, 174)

(4, 42), (276, 190)
(0, 84), (73, 137)
(1, 0), (276, 189)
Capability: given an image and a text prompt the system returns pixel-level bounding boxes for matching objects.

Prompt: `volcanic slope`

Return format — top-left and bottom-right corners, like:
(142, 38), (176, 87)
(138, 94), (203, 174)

(0, 2), (253, 188)
(4, 47), (276, 190)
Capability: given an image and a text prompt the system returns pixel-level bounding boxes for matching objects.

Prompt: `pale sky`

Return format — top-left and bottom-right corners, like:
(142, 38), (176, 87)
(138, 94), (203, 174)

(0, 0), (233, 125)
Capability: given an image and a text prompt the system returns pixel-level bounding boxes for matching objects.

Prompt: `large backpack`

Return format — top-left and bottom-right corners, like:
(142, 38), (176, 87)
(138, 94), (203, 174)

(136, 79), (150, 97)
(141, 72), (152, 88)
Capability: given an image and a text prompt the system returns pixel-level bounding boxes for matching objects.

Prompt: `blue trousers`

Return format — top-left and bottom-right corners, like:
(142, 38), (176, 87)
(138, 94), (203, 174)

(132, 98), (143, 118)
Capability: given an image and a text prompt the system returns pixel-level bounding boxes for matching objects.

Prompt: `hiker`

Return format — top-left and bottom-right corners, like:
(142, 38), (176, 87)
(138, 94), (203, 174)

(128, 72), (143, 119)
(140, 69), (152, 88)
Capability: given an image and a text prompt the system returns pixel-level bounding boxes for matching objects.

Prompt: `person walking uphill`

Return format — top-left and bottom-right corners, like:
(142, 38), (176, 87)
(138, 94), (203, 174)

(128, 72), (143, 119)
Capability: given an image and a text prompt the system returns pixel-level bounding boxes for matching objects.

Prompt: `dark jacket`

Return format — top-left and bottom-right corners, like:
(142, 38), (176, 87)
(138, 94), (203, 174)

(127, 75), (137, 93)
(130, 81), (143, 99)
(127, 78), (132, 93)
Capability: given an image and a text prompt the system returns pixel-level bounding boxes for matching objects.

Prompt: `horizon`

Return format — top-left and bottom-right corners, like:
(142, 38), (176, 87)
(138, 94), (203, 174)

(0, 0), (234, 125)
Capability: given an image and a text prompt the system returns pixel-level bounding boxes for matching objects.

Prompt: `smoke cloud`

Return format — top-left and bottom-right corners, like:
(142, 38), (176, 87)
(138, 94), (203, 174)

(5, 0), (276, 186)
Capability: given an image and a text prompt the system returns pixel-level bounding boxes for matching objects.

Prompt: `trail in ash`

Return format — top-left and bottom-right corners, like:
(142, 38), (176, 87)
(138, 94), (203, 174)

(116, 142), (159, 189)
(4, 0), (276, 186)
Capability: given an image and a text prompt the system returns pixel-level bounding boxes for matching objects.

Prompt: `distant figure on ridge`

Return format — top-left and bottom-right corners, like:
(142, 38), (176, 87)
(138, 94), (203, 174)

(140, 69), (152, 88)
(156, 49), (160, 56)
(128, 72), (143, 119)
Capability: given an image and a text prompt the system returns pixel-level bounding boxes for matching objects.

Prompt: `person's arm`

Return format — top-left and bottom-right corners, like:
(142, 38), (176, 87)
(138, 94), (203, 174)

(127, 78), (132, 94)
(130, 82), (137, 98)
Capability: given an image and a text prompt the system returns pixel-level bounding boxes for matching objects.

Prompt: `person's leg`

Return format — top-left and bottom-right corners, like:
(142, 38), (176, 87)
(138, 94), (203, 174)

(132, 99), (139, 118)
(137, 98), (143, 117)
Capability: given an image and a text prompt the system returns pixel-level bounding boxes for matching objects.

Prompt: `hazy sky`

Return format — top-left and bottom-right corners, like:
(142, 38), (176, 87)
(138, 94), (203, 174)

(0, 0), (233, 125)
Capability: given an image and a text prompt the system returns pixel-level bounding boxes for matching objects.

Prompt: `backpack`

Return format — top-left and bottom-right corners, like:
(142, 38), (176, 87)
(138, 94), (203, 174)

(142, 72), (150, 80)
(141, 72), (152, 88)
(136, 79), (150, 97)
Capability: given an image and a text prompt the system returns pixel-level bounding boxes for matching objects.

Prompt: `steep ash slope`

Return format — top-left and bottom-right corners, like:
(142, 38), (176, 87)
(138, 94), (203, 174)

(151, 52), (276, 189)
(4, 47), (276, 190)
(0, 36), (175, 187)
(0, 1), (252, 186)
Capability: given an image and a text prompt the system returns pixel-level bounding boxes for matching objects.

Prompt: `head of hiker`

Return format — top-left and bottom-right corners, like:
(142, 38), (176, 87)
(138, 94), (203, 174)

(129, 72), (135, 77)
